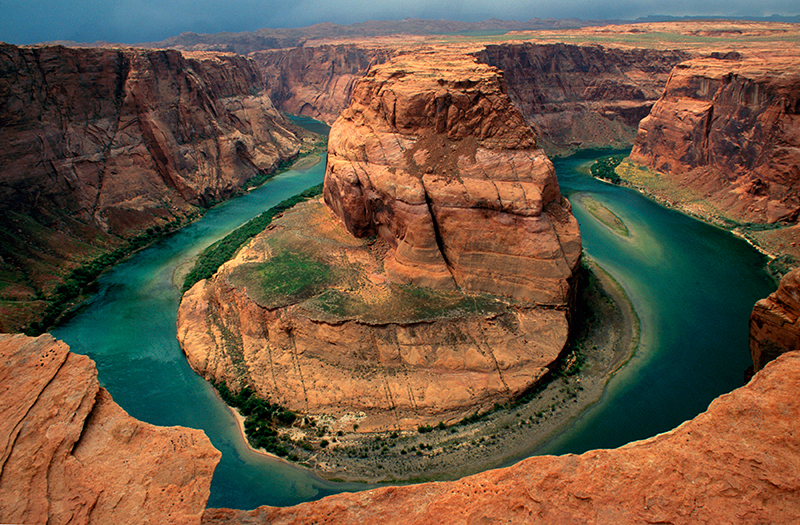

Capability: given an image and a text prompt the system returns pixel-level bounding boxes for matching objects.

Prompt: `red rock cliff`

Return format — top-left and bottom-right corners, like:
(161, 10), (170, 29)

(475, 43), (690, 155)
(324, 51), (581, 304)
(750, 267), (800, 371)
(252, 44), (392, 124)
(0, 43), (310, 330)
(0, 333), (220, 525)
(629, 54), (800, 224)
(200, 350), (800, 524)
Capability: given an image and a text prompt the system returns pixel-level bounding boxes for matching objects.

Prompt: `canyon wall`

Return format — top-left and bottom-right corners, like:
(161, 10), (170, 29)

(0, 43), (311, 330)
(628, 54), (800, 225)
(203, 350), (800, 524)
(252, 45), (392, 123)
(475, 43), (690, 155)
(0, 333), (220, 525)
(750, 267), (800, 371)
(248, 43), (687, 156)
(324, 50), (581, 304)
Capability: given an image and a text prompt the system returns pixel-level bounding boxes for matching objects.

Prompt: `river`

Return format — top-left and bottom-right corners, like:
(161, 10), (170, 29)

(51, 143), (775, 509)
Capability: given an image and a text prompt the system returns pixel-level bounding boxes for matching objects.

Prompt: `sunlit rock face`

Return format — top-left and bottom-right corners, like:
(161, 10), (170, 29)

(475, 43), (690, 155)
(0, 334), (220, 525)
(323, 51), (581, 305)
(629, 55), (800, 225)
(750, 267), (800, 371)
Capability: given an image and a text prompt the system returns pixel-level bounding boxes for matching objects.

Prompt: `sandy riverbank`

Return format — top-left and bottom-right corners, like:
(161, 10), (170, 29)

(229, 259), (639, 483)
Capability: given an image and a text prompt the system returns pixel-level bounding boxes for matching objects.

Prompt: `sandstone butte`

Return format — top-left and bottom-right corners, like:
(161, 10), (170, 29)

(0, 43), (313, 331)
(177, 51), (581, 432)
(750, 266), (800, 372)
(628, 52), (800, 225)
(0, 333), (220, 525)
(200, 349), (800, 524)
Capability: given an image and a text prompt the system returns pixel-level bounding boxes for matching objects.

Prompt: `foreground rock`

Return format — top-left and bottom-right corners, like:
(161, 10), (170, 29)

(0, 43), (312, 331)
(750, 267), (800, 371)
(178, 200), (569, 432)
(324, 51), (581, 304)
(0, 333), (220, 524)
(203, 350), (800, 524)
(628, 52), (800, 226)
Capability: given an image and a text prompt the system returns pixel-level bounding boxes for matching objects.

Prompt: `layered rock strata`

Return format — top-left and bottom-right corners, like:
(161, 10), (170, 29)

(629, 54), (800, 225)
(324, 51), (581, 304)
(252, 45), (392, 124)
(750, 267), (800, 371)
(475, 43), (690, 155)
(0, 43), (311, 330)
(0, 333), (220, 525)
(178, 200), (570, 431)
(204, 350), (800, 524)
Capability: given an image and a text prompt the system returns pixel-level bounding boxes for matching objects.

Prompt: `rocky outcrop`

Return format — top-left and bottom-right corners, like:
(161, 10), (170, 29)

(252, 45), (392, 124)
(0, 333), (220, 525)
(475, 43), (690, 155)
(324, 51), (581, 304)
(178, 200), (569, 432)
(750, 267), (800, 371)
(0, 43), (311, 330)
(204, 350), (800, 524)
(629, 54), (800, 225)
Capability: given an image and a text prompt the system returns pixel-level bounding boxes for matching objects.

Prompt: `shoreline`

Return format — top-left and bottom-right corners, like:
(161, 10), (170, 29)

(228, 258), (640, 484)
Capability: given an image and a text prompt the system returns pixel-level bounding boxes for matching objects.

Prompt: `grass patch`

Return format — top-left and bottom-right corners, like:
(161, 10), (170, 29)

(228, 251), (335, 308)
(182, 183), (324, 293)
(302, 284), (506, 324)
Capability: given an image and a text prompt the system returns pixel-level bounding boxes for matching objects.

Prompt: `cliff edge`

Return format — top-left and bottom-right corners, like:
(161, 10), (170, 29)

(202, 349), (800, 524)
(0, 333), (220, 525)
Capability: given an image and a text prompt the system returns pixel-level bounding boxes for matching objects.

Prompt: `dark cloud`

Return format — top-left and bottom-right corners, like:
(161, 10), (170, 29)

(1, 0), (798, 45)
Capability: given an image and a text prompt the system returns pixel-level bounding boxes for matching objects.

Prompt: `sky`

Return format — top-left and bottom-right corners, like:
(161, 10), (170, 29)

(0, 0), (798, 45)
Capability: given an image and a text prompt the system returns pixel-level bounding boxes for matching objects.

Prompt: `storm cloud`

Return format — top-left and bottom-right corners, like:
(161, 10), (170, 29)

(1, 0), (798, 45)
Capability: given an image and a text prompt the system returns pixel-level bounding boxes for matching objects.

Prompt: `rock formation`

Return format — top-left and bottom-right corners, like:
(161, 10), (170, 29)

(475, 43), (690, 155)
(628, 54), (800, 225)
(252, 45), (392, 124)
(178, 200), (570, 432)
(203, 350), (800, 524)
(0, 43), (311, 330)
(178, 52), (580, 431)
(750, 267), (800, 371)
(0, 333), (220, 525)
(324, 51), (581, 304)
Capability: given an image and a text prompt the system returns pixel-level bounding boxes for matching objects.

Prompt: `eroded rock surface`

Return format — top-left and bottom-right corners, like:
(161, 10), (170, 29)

(476, 43), (689, 155)
(0, 333), (220, 525)
(750, 267), (800, 371)
(203, 350), (800, 524)
(0, 43), (311, 330)
(629, 54), (800, 225)
(178, 200), (569, 432)
(324, 51), (581, 304)
(253, 45), (392, 124)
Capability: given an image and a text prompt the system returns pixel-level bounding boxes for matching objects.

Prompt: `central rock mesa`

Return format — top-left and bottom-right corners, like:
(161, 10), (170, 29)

(178, 52), (580, 432)
(324, 51), (581, 303)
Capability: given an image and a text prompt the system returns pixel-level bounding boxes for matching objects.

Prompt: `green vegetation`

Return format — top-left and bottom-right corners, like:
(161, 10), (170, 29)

(213, 381), (300, 457)
(26, 217), (197, 335)
(228, 251), (335, 308)
(182, 183), (324, 293)
(304, 284), (505, 324)
(589, 154), (625, 184)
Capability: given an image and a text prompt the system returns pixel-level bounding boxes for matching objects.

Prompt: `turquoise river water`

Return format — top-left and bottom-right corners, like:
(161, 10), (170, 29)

(51, 142), (776, 509)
